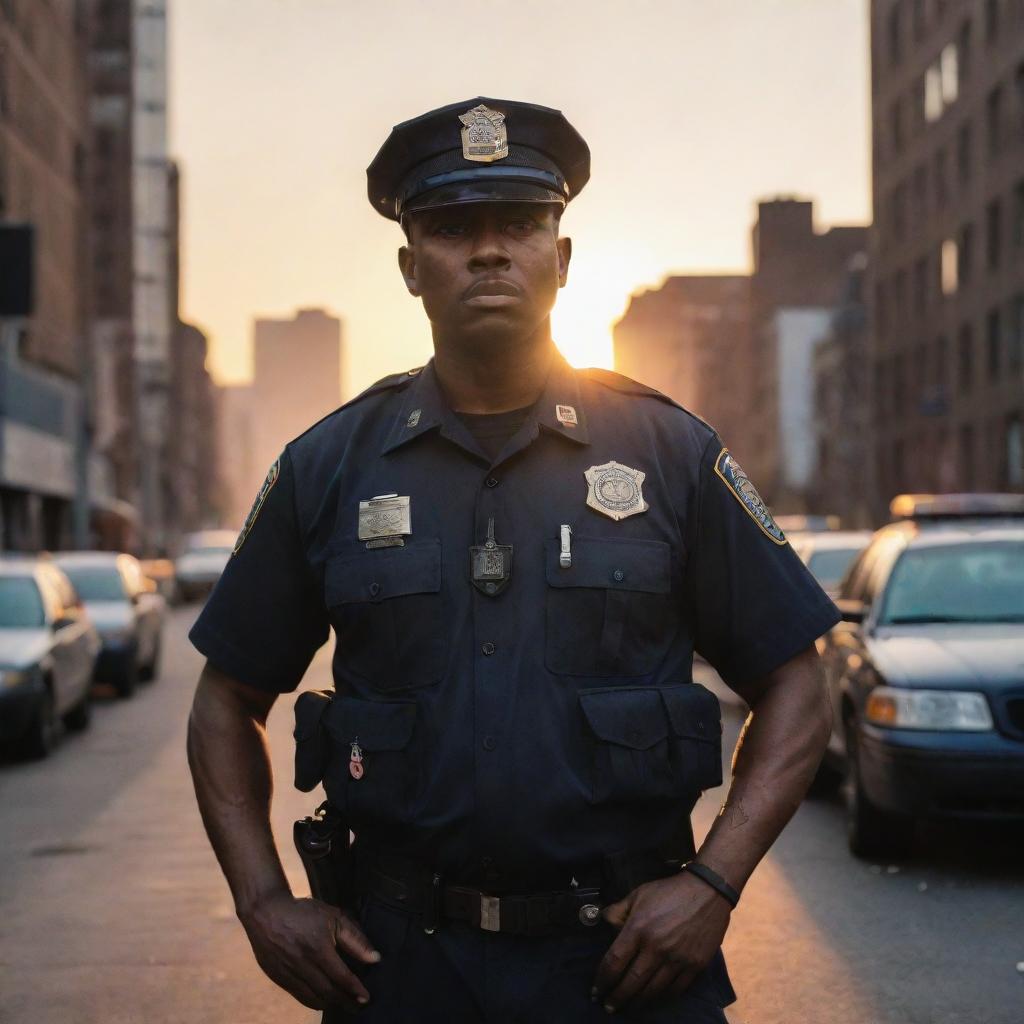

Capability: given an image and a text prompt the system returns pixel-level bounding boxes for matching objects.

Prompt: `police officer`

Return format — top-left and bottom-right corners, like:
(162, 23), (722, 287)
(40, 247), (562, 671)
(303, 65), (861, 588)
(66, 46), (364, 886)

(186, 98), (839, 1023)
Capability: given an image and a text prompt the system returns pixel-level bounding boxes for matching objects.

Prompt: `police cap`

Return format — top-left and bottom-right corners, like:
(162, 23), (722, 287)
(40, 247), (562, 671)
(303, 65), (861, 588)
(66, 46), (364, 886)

(367, 97), (590, 222)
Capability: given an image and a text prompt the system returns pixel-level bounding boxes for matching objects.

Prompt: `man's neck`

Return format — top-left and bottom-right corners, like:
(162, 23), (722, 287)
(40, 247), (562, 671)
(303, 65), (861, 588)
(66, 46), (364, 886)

(432, 330), (557, 414)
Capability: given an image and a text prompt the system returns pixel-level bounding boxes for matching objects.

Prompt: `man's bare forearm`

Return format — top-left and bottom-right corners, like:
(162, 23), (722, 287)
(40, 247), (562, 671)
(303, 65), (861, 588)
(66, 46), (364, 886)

(186, 663), (290, 918)
(695, 644), (831, 892)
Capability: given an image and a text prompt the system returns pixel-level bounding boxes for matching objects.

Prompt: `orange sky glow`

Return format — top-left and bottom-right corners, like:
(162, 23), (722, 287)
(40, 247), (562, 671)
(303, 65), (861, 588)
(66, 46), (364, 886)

(170, 0), (870, 398)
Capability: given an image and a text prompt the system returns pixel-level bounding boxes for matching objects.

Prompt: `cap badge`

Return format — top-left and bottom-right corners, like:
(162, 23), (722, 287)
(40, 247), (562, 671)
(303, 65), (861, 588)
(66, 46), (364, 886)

(584, 461), (649, 522)
(459, 104), (509, 163)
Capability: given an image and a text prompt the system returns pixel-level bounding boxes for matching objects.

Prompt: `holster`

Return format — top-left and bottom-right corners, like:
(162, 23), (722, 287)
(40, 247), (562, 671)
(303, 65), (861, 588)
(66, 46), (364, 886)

(293, 802), (353, 909)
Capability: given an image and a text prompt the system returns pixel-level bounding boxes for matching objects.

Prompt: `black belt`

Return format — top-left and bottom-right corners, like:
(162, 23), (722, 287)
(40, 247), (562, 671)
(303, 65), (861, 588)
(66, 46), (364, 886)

(353, 847), (683, 937)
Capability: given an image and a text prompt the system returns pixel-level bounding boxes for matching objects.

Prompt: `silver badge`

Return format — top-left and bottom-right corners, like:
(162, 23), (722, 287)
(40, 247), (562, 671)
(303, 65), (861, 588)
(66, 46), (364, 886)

(584, 461), (649, 522)
(358, 494), (411, 548)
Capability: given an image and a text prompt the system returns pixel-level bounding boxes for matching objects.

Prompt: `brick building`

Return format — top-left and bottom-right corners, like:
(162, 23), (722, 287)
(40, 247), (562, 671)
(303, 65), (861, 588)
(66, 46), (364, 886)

(0, 0), (92, 549)
(869, 0), (1024, 518)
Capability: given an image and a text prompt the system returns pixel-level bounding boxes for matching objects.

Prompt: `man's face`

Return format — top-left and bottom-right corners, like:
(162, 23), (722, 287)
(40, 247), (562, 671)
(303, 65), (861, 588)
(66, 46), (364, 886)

(398, 202), (571, 347)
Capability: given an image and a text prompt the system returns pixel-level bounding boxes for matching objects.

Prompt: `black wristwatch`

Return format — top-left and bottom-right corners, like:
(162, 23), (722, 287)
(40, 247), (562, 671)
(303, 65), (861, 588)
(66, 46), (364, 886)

(682, 860), (741, 909)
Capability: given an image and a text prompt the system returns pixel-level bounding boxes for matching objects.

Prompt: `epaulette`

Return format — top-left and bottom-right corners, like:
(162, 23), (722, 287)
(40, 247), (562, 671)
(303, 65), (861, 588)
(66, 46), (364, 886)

(579, 367), (681, 406)
(579, 367), (716, 434)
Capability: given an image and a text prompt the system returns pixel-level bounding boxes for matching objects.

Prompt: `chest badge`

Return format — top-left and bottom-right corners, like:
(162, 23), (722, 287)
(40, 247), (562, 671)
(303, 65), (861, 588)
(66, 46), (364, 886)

(358, 493), (411, 549)
(584, 461), (649, 522)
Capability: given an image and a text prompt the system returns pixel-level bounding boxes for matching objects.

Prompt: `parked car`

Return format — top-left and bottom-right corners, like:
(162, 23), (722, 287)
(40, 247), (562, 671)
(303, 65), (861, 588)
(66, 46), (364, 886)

(0, 559), (101, 759)
(791, 530), (873, 598)
(816, 494), (1024, 859)
(52, 552), (165, 698)
(774, 513), (841, 543)
(174, 530), (236, 602)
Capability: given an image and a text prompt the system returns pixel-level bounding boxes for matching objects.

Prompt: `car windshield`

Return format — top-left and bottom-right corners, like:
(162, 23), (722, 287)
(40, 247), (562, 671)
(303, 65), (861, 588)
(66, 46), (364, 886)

(60, 567), (126, 601)
(807, 546), (867, 589)
(0, 577), (45, 627)
(880, 541), (1024, 624)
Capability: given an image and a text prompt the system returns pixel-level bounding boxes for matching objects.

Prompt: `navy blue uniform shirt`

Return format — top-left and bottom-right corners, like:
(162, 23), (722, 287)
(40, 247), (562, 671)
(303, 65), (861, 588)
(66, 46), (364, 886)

(190, 355), (839, 887)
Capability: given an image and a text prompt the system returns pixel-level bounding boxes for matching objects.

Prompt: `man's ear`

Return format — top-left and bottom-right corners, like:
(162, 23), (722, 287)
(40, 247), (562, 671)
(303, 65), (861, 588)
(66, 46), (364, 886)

(398, 244), (420, 297)
(556, 235), (572, 288)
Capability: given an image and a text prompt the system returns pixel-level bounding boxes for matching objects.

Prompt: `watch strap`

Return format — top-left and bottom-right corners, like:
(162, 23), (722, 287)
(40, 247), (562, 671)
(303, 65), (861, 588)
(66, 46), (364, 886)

(682, 860), (740, 909)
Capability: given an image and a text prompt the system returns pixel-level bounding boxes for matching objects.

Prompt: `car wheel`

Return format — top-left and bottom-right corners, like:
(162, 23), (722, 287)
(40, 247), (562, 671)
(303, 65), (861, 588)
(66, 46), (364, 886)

(140, 637), (162, 682)
(843, 720), (914, 860)
(19, 685), (58, 760)
(114, 653), (138, 699)
(63, 692), (92, 732)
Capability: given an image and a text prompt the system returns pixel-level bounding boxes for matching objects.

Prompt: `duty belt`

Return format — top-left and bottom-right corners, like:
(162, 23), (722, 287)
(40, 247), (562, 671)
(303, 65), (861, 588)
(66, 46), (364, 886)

(353, 846), (684, 937)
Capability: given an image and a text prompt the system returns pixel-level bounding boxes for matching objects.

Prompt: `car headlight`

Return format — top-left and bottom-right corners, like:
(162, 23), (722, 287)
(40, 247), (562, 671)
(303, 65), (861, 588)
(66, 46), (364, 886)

(865, 686), (993, 731)
(0, 668), (28, 689)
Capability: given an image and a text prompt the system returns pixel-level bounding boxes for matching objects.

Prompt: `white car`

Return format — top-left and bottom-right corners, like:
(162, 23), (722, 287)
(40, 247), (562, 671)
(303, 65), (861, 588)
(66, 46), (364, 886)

(53, 552), (165, 698)
(791, 530), (874, 599)
(175, 530), (237, 602)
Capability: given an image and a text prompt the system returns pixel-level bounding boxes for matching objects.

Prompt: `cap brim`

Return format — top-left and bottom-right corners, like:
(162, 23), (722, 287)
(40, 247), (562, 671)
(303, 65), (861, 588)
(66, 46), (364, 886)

(402, 181), (565, 218)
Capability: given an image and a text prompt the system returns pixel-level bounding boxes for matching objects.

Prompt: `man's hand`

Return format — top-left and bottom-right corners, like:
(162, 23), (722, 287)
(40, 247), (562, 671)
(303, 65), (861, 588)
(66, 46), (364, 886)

(592, 872), (731, 1013)
(239, 891), (381, 1013)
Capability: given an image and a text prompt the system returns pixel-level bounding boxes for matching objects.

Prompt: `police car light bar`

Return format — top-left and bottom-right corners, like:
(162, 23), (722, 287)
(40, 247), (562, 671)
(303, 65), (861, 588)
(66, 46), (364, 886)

(889, 493), (1024, 520)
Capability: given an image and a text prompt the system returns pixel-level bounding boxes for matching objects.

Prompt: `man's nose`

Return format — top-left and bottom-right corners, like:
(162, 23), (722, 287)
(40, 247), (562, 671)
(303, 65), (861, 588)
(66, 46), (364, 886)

(467, 226), (511, 271)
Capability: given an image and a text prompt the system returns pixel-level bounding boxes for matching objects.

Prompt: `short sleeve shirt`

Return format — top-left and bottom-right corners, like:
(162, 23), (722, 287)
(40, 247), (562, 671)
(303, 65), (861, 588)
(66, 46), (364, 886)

(190, 355), (839, 887)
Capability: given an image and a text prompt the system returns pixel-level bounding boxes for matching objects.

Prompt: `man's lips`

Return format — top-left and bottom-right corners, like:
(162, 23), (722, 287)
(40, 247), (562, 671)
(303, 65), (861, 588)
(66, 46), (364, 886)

(463, 279), (521, 300)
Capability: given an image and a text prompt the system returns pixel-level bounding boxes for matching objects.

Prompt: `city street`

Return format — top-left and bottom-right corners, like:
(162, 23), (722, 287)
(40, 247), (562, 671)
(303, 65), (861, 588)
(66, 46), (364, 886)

(1, 606), (1021, 1024)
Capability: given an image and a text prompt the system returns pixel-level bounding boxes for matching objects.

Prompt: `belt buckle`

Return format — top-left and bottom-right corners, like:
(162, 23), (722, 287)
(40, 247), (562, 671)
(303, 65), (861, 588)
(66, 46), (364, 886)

(479, 894), (501, 932)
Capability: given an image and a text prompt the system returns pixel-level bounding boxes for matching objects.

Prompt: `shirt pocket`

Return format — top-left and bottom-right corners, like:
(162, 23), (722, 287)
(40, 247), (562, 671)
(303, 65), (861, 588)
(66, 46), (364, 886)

(578, 683), (722, 807)
(545, 536), (676, 677)
(325, 539), (445, 691)
(321, 695), (417, 827)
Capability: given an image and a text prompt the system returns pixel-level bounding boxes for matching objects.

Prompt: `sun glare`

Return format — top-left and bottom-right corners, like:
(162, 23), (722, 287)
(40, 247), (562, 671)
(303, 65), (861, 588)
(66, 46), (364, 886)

(551, 239), (654, 371)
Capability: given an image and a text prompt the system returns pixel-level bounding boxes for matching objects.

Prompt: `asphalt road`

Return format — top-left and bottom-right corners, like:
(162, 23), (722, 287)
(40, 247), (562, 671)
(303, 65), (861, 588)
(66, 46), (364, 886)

(0, 606), (1021, 1024)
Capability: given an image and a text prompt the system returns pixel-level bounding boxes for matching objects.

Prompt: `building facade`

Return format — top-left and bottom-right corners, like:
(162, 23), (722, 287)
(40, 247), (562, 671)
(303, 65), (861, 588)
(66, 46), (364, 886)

(221, 309), (344, 526)
(613, 275), (750, 446)
(869, 0), (1024, 519)
(0, 0), (92, 550)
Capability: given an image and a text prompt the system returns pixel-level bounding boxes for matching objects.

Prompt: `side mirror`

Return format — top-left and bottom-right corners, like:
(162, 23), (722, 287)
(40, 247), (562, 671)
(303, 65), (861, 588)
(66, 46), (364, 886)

(835, 598), (866, 624)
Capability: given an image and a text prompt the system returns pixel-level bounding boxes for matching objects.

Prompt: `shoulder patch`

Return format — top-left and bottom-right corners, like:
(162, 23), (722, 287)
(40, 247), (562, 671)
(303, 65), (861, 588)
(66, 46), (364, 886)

(233, 456), (281, 555)
(713, 448), (787, 545)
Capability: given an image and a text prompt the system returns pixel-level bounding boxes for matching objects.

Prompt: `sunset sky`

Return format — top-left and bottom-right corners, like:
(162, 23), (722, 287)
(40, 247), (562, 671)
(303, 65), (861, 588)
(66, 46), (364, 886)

(169, 0), (870, 398)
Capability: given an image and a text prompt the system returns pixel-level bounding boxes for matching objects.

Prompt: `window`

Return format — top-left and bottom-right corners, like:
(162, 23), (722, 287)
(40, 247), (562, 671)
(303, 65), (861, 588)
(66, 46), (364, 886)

(956, 121), (971, 183)
(1016, 62), (1024, 138)
(958, 223), (974, 285)
(876, 281), (889, 337)
(893, 353), (906, 415)
(1011, 294), (1024, 370)
(933, 146), (948, 207)
(934, 335), (948, 391)
(914, 256), (928, 313)
(959, 423), (975, 489)
(891, 182), (907, 240)
(985, 0), (1000, 43)
(987, 85), (1005, 155)
(1014, 179), (1024, 250)
(987, 308), (1002, 380)
(986, 199), (1002, 270)
(912, 163), (928, 222)
(894, 268), (909, 318)
(940, 44), (959, 105)
(958, 323), (974, 394)
(1008, 415), (1024, 488)
(889, 2), (904, 66)
(891, 96), (905, 154)
(924, 69), (942, 123)
(912, 0), (926, 39)
(941, 239), (958, 295)
(957, 18), (972, 81)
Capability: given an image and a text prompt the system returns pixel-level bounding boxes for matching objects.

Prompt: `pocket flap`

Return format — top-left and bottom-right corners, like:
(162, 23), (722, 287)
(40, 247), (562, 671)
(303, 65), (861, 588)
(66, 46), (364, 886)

(325, 539), (441, 606)
(660, 683), (722, 741)
(545, 536), (671, 593)
(579, 688), (669, 749)
(293, 689), (333, 740)
(324, 696), (416, 751)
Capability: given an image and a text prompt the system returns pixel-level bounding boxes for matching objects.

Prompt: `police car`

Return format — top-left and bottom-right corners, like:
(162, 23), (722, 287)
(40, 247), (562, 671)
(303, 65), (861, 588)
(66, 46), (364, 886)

(815, 494), (1024, 859)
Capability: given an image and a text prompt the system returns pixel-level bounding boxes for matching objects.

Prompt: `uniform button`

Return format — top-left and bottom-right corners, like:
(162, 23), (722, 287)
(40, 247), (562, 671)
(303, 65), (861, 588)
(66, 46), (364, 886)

(612, 569), (625, 583)
(369, 582), (381, 597)
(485, 476), (499, 488)
(483, 735), (497, 751)
(485, 582), (497, 595)
(482, 641), (496, 655)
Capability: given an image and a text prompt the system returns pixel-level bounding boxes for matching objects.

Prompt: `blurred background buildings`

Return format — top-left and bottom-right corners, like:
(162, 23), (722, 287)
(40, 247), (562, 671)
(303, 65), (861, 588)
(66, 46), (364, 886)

(0, 0), (1021, 559)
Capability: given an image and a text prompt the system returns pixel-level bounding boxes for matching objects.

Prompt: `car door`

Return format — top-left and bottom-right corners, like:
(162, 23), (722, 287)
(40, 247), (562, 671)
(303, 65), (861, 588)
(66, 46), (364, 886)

(48, 568), (95, 701)
(35, 569), (75, 714)
(121, 557), (159, 663)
